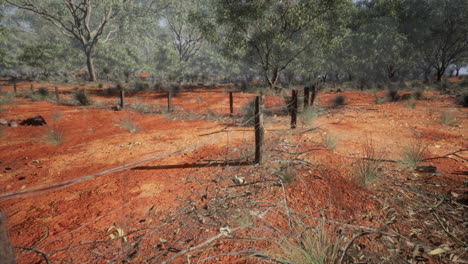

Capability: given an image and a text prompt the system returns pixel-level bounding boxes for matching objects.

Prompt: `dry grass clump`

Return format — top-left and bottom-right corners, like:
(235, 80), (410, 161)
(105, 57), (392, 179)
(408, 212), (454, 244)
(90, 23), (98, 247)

(44, 127), (65, 146)
(355, 138), (384, 186)
(400, 138), (428, 169)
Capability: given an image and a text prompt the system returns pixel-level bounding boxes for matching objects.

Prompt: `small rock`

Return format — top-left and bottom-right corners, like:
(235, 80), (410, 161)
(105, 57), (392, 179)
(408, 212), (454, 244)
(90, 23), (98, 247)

(112, 105), (122, 111)
(9, 121), (18, 128)
(32, 160), (40, 163)
(416, 166), (437, 173)
(20, 115), (47, 126)
(0, 118), (8, 125)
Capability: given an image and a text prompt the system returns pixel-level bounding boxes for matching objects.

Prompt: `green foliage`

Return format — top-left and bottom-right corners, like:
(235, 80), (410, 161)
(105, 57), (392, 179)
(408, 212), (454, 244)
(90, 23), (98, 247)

(321, 133), (338, 150)
(37, 87), (49, 97)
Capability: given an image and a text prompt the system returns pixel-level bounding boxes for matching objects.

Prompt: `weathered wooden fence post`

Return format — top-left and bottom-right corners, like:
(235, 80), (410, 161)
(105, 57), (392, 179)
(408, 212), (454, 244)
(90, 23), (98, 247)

(291, 89), (298, 129)
(167, 90), (173, 112)
(30, 84), (34, 93)
(255, 95), (264, 164)
(13, 81), (17, 96)
(0, 212), (16, 264)
(119, 85), (125, 109)
(54, 86), (60, 103)
(304, 86), (310, 109)
(310, 84), (318, 106)
(229, 91), (234, 116)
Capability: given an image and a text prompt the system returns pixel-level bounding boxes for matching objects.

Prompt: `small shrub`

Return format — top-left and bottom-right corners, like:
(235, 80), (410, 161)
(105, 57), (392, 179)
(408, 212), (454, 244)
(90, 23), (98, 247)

(127, 101), (163, 114)
(411, 89), (424, 100)
(322, 133), (338, 149)
(52, 112), (63, 120)
(439, 111), (459, 126)
(98, 83), (104, 89)
(170, 83), (182, 96)
(240, 81), (248, 92)
(301, 106), (322, 125)
(400, 139), (427, 169)
(119, 118), (140, 133)
(37, 87), (50, 97)
(332, 95), (346, 107)
(74, 89), (91, 105)
(405, 100), (416, 109)
(375, 96), (388, 105)
(356, 138), (383, 186)
(455, 92), (468, 107)
(45, 127), (64, 146)
(386, 89), (400, 102)
(458, 77), (468, 88)
(276, 164), (297, 185)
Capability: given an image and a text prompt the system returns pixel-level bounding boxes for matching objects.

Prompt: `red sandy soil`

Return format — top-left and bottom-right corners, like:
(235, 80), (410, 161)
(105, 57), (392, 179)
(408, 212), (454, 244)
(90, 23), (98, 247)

(0, 81), (466, 263)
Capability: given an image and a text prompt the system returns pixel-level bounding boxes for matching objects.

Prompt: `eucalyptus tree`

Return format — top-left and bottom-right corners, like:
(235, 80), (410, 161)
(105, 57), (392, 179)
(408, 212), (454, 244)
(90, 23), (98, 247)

(198, 0), (349, 90)
(400, 0), (468, 81)
(4, 0), (164, 81)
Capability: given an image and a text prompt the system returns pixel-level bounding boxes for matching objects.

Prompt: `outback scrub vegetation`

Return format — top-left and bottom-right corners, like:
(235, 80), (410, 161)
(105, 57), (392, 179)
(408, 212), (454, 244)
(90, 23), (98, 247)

(0, 0), (467, 263)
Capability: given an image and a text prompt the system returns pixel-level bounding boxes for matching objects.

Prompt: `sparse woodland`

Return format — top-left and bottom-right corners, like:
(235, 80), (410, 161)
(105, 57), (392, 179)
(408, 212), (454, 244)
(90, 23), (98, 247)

(0, 0), (467, 264)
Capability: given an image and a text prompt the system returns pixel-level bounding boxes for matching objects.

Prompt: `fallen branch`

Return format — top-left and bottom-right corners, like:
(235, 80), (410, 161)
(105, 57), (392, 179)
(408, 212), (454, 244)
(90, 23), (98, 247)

(339, 231), (374, 264)
(14, 245), (51, 264)
(432, 211), (468, 247)
(423, 149), (467, 162)
(160, 226), (242, 264)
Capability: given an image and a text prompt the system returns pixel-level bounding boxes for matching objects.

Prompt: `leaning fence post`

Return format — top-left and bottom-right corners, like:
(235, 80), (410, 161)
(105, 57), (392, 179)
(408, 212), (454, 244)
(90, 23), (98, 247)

(167, 90), (173, 112)
(304, 86), (310, 109)
(311, 84), (318, 106)
(229, 91), (234, 116)
(291, 89), (298, 129)
(54, 86), (60, 103)
(0, 212), (16, 264)
(255, 95), (264, 164)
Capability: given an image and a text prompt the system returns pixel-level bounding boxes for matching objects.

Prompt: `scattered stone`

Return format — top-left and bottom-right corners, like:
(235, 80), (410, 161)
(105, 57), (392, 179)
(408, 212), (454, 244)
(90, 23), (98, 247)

(0, 118), (7, 125)
(112, 105), (122, 111)
(416, 166), (437, 173)
(32, 160), (40, 163)
(8, 120), (18, 127)
(20, 115), (47, 126)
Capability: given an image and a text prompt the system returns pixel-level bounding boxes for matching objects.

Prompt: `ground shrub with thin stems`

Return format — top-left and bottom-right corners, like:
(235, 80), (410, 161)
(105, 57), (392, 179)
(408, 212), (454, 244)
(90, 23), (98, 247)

(44, 127), (64, 146)
(253, 213), (343, 264)
(127, 101), (164, 114)
(321, 133), (338, 149)
(276, 164), (297, 185)
(439, 111), (459, 126)
(74, 89), (91, 105)
(400, 138), (428, 169)
(119, 118), (140, 133)
(411, 89), (424, 100)
(356, 138), (383, 186)
(301, 106), (322, 125)
(332, 95), (346, 107)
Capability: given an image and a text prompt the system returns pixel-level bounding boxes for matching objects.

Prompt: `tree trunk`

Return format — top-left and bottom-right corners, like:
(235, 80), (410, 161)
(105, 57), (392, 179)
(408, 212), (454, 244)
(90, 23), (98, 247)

(86, 52), (97, 82)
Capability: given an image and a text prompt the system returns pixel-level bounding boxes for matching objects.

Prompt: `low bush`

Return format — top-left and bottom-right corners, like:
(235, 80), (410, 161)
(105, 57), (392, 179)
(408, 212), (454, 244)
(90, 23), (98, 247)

(332, 95), (346, 107)
(37, 87), (50, 97)
(400, 139), (427, 169)
(386, 89), (400, 102)
(455, 92), (468, 107)
(45, 127), (64, 146)
(356, 138), (383, 186)
(74, 89), (91, 105)
(439, 111), (459, 126)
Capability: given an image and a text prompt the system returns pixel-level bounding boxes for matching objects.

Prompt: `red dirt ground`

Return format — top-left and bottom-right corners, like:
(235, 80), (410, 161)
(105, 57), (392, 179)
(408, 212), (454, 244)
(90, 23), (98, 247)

(0, 81), (466, 263)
